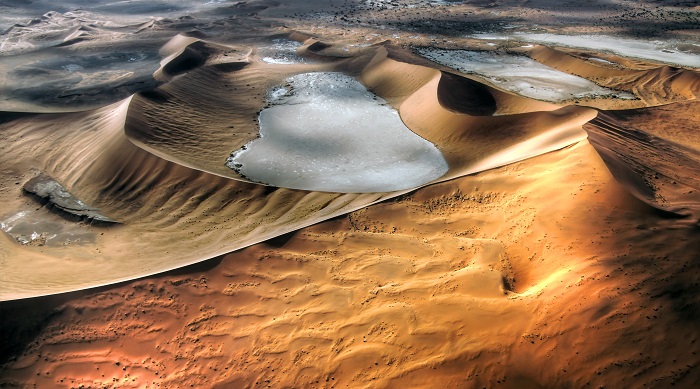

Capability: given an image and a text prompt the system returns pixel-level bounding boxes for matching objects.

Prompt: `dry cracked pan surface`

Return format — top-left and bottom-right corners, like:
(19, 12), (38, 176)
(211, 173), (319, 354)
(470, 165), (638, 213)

(1, 0), (699, 388)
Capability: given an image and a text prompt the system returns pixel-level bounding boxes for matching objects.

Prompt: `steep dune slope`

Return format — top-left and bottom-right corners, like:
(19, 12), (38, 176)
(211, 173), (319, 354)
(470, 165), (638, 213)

(0, 97), (396, 300)
(584, 107), (700, 218)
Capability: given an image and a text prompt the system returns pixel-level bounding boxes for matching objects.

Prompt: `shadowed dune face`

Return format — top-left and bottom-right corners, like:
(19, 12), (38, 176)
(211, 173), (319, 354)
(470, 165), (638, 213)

(584, 106), (700, 218)
(437, 71), (497, 116)
(1, 0), (700, 387)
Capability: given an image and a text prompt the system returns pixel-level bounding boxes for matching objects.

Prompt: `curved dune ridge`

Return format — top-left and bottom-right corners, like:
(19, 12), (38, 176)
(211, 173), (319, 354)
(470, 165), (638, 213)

(0, 33), (616, 300)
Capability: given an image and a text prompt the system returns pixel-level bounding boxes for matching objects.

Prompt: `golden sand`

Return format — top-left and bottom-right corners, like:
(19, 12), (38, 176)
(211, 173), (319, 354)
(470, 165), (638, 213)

(1, 0), (699, 387)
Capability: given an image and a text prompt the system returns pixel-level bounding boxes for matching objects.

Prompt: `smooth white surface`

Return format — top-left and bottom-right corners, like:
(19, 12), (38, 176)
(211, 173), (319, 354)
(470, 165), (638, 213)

(226, 72), (448, 193)
(472, 32), (700, 68)
(0, 210), (95, 246)
(259, 39), (306, 64)
(517, 33), (700, 68)
(417, 48), (636, 102)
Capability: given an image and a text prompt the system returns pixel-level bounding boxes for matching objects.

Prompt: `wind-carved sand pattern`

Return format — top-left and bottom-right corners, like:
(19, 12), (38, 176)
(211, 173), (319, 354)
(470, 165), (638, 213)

(417, 48), (636, 102)
(226, 72), (449, 192)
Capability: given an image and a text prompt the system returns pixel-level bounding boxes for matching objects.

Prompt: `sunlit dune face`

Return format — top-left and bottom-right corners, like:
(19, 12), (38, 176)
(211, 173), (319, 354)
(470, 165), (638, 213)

(226, 72), (449, 193)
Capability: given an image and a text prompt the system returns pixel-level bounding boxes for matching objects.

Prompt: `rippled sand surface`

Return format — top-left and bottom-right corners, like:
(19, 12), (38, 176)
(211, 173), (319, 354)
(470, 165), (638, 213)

(1, 0), (699, 387)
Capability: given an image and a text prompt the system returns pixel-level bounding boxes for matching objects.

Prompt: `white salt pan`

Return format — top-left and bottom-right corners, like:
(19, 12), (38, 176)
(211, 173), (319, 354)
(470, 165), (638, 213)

(472, 32), (700, 68)
(417, 48), (635, 102)
(259, 39), (306, 65)
(0, 210), (96, 246)
(226, 72), (448, 193)
(516, 33), (700, 68)
(588, 57), (617, 66)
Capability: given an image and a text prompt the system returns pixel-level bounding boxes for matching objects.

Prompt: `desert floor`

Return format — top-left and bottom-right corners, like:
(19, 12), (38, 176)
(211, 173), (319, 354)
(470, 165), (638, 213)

(1, 0), (699, 388)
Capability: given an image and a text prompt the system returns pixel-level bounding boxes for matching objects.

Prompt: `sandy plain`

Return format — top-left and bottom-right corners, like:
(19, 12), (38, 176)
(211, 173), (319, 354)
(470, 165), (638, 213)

(1, 0), (699, 388)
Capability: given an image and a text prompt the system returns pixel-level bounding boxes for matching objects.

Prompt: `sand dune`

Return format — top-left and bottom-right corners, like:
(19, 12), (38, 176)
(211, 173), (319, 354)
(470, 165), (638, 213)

(585, 110), (700, 218)
(528, 45), (700, 106)
(0, 36), (602, 300)
(2, 138), (698, 388)
(0, 98), (393, 299)
(1, 1), (699, 387)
